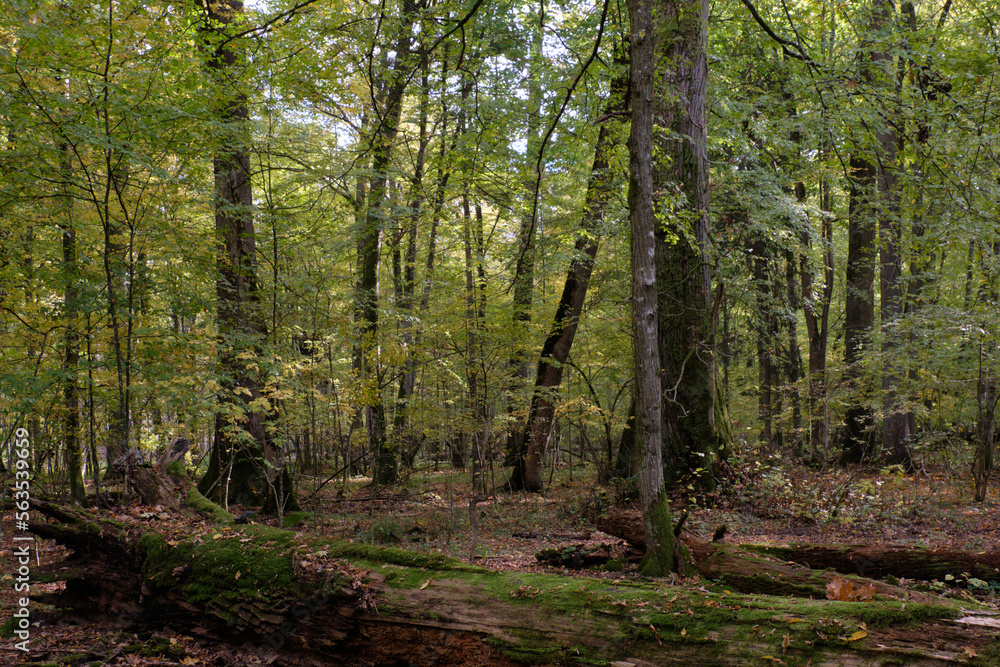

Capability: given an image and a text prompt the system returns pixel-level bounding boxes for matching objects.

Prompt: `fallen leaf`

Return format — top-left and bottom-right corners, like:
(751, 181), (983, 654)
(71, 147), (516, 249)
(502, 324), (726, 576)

(235, 570), (241, 580)
(681, 628), (687, 636)
(964, 647), (978, 658)
(420, 578), (432, 590)
(847, 630), (867, 642)
(212, 533), (223, 540)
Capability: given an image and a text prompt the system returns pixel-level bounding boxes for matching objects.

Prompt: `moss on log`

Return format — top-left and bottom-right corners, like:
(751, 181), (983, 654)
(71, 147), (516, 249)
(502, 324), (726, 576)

(25, 497), (1000, 666)
(747, 544), (1000, 584)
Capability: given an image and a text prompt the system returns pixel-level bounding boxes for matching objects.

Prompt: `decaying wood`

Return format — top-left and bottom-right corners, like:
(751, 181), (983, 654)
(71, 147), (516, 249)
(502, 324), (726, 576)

(599, 508), (1000, 588)
(24, 497), (995, 667)
(751, 543), (1000, 583)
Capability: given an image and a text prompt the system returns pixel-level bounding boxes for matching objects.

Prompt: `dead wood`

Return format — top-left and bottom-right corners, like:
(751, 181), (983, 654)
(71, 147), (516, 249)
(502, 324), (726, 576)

(750, 543), (1000, 583)
(22, 497), (994, 667)
(599, 508), (1000, 584)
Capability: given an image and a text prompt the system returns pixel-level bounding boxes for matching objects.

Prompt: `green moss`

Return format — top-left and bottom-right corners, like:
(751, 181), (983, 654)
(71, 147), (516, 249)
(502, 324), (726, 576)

(280, 511), (310, 527)
(184, 488), (234, 524)
(322, 542), (466, 570)
(165, 460), (188, 479)
(0, 616), (15, 638)
(135, 525), (310, 609)
(638, 489), (676, 576)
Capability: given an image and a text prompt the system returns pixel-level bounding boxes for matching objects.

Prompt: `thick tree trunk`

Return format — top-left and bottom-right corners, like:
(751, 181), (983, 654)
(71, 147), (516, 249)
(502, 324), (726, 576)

(504, 16), (545, 491)
(651, 0), (723, 491)
(801, 170), (834, 460)
(754, 542), (1000, 584)
(873, 0), (910, 467)
(195, 0), (295, 513)
(842, 155), (878, 463)
(600, 508), (1000, 588)
(392, 56), (429, 467)
(627, 0), (676, 576)
(844, 0), (899, 465)
(59, 134), (85, 503)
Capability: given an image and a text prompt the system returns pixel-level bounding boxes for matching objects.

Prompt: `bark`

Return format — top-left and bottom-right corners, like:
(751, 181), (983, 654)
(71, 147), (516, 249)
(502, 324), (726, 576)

(652, 0), (723, 491)
(515, 83), (624, 492)
(801, 169), (834, 459)
(504, 14), (545, 488)
(392, 56), (429, 467)
(753, 543), (1000, 584)
(600, 508), (1000, 590)
(751, 235), (779, 447)
(874, 0), (910, 467)
(628, 0), (676, 576)
(59, 132), (85, 503)
(843, 0), (899, 465)
(28, 498), (988, 667)
(842, 154), (878, 463)
(360, 0), (420, 486)
(462, 192), (486, 493)
(510, 4), (545, 380)
(195, 0), (296, 513)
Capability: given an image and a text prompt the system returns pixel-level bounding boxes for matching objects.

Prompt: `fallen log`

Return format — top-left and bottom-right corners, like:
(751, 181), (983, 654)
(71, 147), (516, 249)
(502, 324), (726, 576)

(599, 508), (1000, 590)
(747, 544), (1000, 584)
(22, 496), (996, 666)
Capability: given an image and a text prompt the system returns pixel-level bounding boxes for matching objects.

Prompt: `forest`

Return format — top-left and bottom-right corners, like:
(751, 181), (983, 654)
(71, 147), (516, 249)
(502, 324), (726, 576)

(1, 0), (1000, 662)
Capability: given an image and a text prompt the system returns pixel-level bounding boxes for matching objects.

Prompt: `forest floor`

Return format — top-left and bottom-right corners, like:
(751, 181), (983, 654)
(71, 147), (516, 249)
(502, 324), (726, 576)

(4, 456), (1000, 665)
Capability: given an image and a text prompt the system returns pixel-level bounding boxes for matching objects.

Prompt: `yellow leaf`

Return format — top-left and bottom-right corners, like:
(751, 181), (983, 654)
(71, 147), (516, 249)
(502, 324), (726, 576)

(848, 630), (867, 641)
(681, 628), (687, 636)
(212, 533), (223, 540)
(235, 570), (241, 580)
(782, 634), (791, 650)
(420, 578), (432, 590)
(181, 658), (198, 665)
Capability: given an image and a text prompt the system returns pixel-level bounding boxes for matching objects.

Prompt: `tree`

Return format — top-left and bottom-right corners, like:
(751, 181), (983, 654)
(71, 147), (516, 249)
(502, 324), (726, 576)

(358, 0), (421, 487)
(653, 0), (724, 490)
(842, 0), (897, 465)
(518, 82), (625, 492)
(627, 0), (676, 576)
(196, 0), (294, 512)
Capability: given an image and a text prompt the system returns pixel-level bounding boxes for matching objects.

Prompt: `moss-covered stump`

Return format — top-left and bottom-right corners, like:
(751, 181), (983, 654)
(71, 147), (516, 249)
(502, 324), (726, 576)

(25, 498), (999, 666)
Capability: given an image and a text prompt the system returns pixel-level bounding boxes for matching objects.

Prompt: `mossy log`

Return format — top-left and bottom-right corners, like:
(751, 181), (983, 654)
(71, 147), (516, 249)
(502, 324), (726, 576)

(24, 497), (999, 667)
(600, 509), (1000, 590)
(747, 544), (1000, 584)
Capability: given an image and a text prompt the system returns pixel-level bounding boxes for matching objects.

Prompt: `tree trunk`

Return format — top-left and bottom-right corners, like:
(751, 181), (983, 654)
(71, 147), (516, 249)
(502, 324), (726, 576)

(361, 0), (419, 487)
(873, 0), (910, 467)
(195, 0), (295, 513)
(843, 0), (898, 465)
(504, 14), (545, 490)
(652, 0), (723, 491)
(462, 191), (487, 493)
(59, 129), (85, 503)
(842, 153), (878, 463)
(392, 55), (429, 467)
(517, 83), (625, 492)
(627, 0), (676, 576)
(751, 235), (778, 447)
